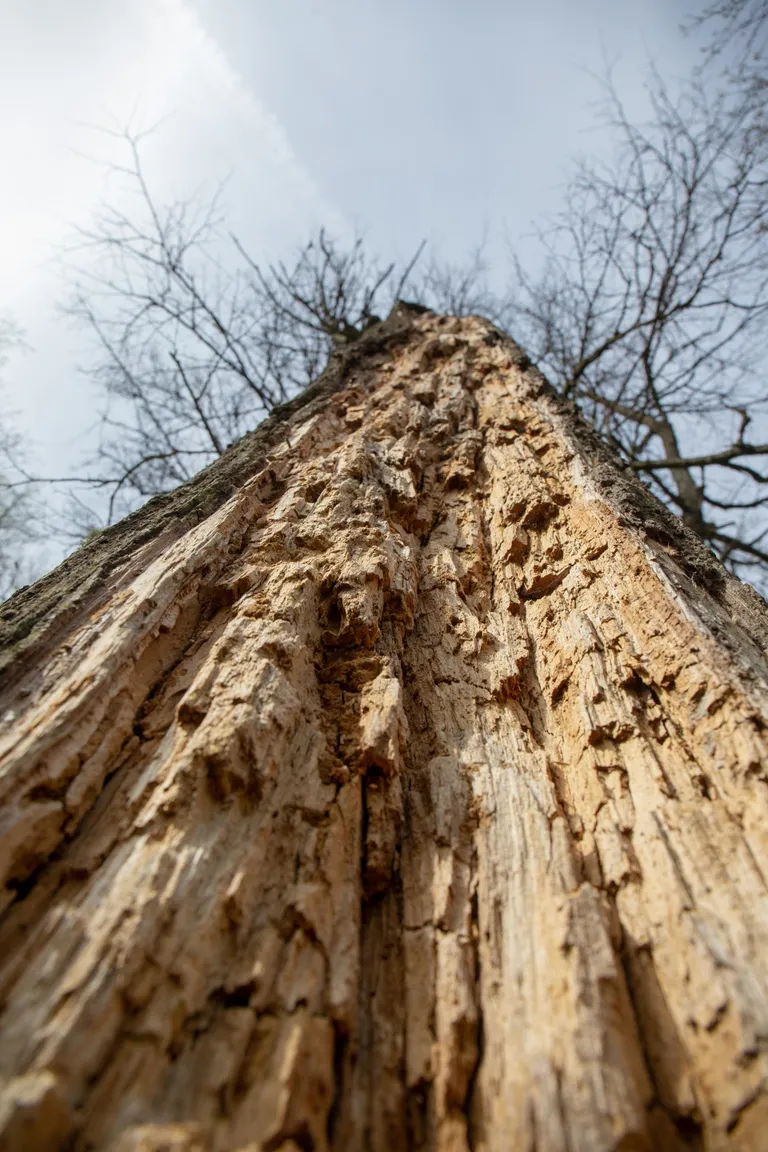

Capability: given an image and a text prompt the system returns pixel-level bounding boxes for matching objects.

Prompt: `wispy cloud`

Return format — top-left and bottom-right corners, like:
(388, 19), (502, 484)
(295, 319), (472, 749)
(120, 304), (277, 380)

(0, 0), (344, 469)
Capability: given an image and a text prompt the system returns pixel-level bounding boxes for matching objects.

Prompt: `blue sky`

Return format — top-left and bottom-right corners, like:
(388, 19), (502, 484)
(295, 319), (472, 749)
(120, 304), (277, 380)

(0, 0), (702, 508)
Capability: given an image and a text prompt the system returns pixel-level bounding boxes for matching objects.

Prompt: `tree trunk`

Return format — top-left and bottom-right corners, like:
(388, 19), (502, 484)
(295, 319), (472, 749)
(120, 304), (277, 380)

(1, 306), (768, 1152)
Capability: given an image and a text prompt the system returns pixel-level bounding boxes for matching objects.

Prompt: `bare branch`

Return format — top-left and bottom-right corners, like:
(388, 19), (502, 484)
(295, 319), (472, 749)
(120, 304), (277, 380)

(510, 65), (768, 585)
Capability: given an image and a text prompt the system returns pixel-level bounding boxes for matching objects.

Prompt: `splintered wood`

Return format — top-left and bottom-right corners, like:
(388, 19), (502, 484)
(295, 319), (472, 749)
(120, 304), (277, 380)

(0, 313), (767, 1151)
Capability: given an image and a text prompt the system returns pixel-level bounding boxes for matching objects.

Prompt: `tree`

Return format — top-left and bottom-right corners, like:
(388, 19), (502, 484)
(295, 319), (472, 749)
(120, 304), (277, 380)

(511, 72), (768, 584)
(0, 319), (43, 601)
(691, 0), (768, 81)
(0, 428), (38, 601)
(54, 77), (768, 596)
(0, 307), (767, 1151)
(61, 130), (428, 527)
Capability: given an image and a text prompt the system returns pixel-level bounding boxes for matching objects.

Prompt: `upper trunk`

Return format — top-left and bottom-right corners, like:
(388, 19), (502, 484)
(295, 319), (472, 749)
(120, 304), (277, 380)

(1, 307), (767, 1152)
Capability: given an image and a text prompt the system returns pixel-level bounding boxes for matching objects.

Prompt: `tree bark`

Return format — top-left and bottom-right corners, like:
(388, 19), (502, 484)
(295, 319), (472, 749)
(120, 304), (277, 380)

(1, 307), (768, 1152)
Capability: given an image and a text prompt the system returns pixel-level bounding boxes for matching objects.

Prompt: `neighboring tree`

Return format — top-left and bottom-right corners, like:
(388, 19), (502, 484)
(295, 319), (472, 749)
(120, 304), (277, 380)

(417, 241), (513, 330)
(1, 310), (767, 1150)
(0, 430), (38, 601)
(0, 320), (43, 600)
(63, 131), (426, 524)
(511, 73), (768, 583)
(691, 0), (768, 77)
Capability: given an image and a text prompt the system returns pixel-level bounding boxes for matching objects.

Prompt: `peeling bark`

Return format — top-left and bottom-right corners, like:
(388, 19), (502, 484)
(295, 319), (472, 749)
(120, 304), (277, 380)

(1, 308), (767, 1151)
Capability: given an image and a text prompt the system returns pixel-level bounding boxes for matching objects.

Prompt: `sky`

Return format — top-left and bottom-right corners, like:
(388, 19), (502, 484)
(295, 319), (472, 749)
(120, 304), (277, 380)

(0, 0), (703, 567)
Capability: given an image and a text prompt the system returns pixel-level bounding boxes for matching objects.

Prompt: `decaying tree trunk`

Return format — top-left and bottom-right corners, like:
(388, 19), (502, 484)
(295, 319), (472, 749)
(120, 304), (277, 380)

(1, 306), (768, 1152)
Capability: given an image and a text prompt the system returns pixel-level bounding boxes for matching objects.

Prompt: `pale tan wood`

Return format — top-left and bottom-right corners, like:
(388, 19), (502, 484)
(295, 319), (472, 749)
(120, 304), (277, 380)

(0, 311), (767, 1150)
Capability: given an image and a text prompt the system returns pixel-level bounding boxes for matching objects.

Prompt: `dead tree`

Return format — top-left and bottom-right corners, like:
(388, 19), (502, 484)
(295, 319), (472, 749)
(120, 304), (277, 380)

(61, 130), (425, 528)
(1, 306), (767, 1151)
(512, 73), (768, 585)
(54, 93), (768, 596)
(0, 427), (38, 601)
(0, 320), (44, 600)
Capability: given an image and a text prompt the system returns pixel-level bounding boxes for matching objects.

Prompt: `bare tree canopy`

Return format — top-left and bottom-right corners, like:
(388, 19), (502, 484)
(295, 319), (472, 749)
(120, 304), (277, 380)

(691, 0), (768, 68)
(60, 130), (427, 525)
(8, 34), (767, 595)
(689, 0), (768, 135)
(0, 428), (37, 601)
(512, 72), (768, 582)
(0, 319), (43, 601)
